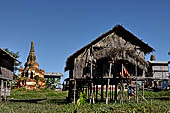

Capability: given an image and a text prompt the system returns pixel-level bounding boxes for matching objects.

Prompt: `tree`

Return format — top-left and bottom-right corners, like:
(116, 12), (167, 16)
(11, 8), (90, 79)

(34, 75), (39, 85)
(3, 48), (21, 75)
(46, 78), (61, 89)
(168, 51), (170, 55)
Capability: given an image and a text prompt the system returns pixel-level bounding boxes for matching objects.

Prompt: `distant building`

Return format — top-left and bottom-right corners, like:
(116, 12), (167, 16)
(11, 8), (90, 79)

(18, 41), (46, 89)
(0, 48), (16, 100)
(44, 72), (63, 89)
(146, 55), (169, 89)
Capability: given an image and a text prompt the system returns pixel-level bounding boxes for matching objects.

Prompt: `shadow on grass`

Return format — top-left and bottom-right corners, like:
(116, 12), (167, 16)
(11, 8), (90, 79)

(9, 98), (69, 105)
(45, 98), (68, 105)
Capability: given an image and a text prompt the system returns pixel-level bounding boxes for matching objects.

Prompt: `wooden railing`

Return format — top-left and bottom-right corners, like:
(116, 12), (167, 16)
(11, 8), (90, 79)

(0, 87), (11, 96)
(0, 67), (13, 80)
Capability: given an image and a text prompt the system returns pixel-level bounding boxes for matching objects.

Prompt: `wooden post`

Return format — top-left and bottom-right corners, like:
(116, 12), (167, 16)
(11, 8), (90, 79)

(88, 83), (90, 101)
(120, 63), (124, 104)
(111, 85), (114, 101)
(85, 87), (88, 98)
(142, 81), (144, 98)
(90, 55), (95, 104)
(0, 80), (3, 101)
(82, 82), (84, 93)
(110, 84), (111, 101)
(135, 61), (138, 103)
(106, 62), (112, 104)
(101, 84), (103, 101)
(120, 80), (124, 104)
(5, 81), (7, 101)
(92, 82), (95, 104)
(96, 85), (98, 102)
(89, 83), (92, 104)
(106, 81), (108, 104)
(114, 83), (117, 103)
(73, 80), (76, 104)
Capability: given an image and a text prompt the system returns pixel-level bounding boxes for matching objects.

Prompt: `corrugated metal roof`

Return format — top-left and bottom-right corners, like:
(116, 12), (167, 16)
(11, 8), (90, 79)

(150, 61), (168, 64)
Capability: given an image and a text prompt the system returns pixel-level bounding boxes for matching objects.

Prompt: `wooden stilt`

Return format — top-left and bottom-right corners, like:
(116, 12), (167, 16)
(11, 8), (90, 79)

(73, 80), (76, 104)
(135, 61), (138, 103)
(106, 62), (112, 104)
(114, 83), (118, 103)
(5, 81), (7, 101)
(0, 80), (3, 101)
(120, 63), (124, 104)
(142, 81), (144, 98)
(110, 84), (111, 101)
(106, 80), (109, 104)
(101, 84), (103, 101)
(85, 87), (88, 98)
(96, 85), (98, 102)
(90, 54), (95, 104)
(92, 82), (95, 104)
(82, 82), (84, 93)
(112, 85), (114, 101)
(88, 83), (90, 101)
(122, 83), (124, 103)
(89, 83), (92, 104)
(120, 80), (124, 104)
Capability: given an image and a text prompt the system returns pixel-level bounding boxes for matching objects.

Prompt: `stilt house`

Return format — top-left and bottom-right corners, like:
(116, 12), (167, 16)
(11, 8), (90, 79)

(146, 55), (169, 89)
(65, 25), (154, 103)
(0, 48), (16, 100)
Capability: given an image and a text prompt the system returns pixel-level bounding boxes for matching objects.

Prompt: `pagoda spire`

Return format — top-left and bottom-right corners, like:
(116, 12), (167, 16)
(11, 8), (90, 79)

(30, 41), (35, 52)
(27, 41), (36, 62)
(24, 41), (39, 69)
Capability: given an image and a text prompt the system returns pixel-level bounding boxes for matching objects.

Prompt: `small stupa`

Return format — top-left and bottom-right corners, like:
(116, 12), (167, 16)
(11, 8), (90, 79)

(150, 54), (156, 61)
(18, 41), (45, 89)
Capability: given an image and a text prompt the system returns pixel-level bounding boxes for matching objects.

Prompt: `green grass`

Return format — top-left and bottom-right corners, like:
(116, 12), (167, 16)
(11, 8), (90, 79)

(0, 88), (170, 112)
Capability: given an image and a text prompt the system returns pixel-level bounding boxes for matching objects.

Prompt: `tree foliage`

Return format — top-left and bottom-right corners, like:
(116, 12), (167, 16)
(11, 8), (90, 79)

(4, 48), (21, 74)
(168, 51), (170, 55)
(46, 78), (61, 89)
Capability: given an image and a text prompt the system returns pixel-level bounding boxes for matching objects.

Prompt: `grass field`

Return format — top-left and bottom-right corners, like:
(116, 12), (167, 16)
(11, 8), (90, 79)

(0, 88), (170, 113)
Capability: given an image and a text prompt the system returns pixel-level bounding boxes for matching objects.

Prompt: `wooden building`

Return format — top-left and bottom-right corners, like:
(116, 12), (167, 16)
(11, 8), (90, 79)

(146, 60), (169, 89)
(44, 72), (63, 89)
(0, 48), (16, 101)
(65, 25), (154, 104)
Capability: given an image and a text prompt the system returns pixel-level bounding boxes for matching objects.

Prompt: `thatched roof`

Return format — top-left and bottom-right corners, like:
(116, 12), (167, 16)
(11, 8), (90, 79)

(65, 25), (155, 71)
(0, 48), (17, 61)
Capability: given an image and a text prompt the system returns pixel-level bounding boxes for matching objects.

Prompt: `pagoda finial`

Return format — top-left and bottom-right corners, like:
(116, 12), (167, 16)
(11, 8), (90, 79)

(30, 41), (35, 52)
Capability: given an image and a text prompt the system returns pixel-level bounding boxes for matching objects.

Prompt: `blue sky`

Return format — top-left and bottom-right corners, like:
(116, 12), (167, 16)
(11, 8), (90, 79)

(0, 0), (170, 81)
